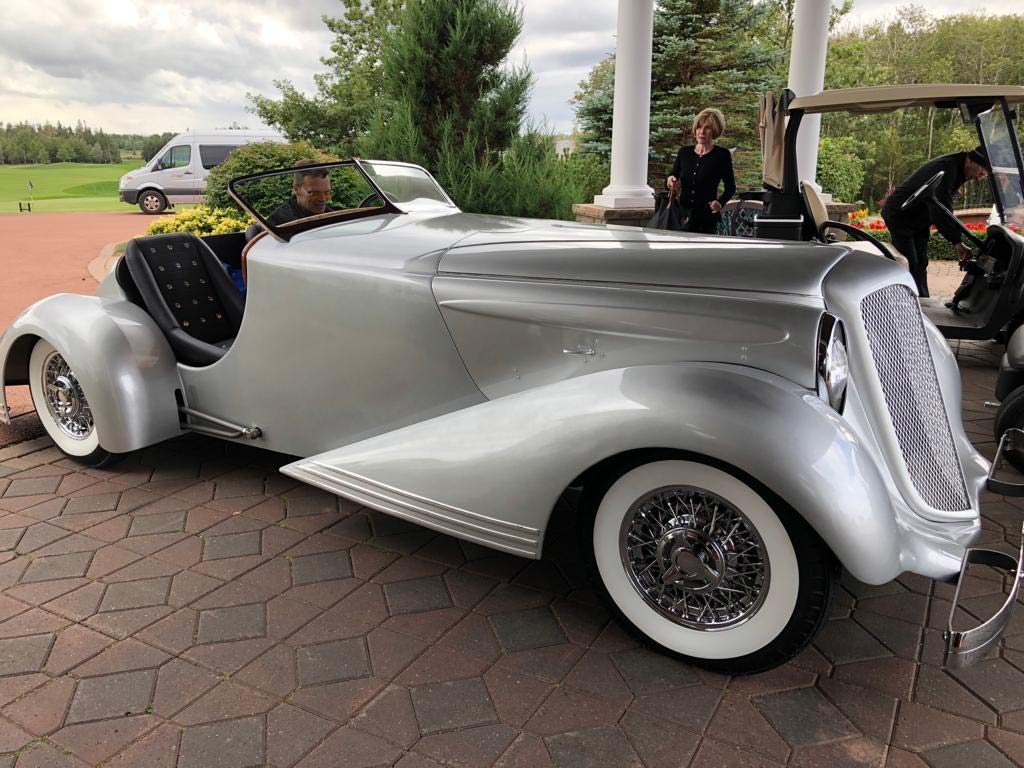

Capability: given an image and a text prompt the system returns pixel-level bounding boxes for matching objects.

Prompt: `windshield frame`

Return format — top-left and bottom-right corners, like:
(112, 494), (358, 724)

(227, 159), (402, 243)
(975, 99), (1024, 228)
(359, 159), (459, 210)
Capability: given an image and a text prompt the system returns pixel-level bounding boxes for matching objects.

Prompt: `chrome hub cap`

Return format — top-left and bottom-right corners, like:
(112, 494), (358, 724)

(42, 353), (93, 440)
(619, 486), (769, 630)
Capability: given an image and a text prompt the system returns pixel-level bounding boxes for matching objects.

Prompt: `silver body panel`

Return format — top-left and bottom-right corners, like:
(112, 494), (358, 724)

(0, 207), (987, 584)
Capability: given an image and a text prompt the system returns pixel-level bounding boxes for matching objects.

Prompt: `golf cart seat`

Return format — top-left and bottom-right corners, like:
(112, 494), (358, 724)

(801, 181), (908, 268)
(123, 233), (245, 367)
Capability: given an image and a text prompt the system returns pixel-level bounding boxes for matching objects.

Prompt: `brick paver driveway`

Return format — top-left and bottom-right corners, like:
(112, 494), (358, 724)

(0, 342), (1017, 767)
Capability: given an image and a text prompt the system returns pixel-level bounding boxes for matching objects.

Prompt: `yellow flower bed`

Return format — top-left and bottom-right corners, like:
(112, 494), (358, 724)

(146, 206), (253, 237)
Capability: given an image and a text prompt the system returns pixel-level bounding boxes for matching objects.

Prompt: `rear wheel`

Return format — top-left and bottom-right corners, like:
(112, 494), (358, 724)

(138, 189), (167, 214)
(28, 340), (117, 467)
(995, 387), (1024, 473)
(583, 459), (832, 674)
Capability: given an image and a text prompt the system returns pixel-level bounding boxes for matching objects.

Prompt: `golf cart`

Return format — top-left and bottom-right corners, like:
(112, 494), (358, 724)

(749, 85), (1024, 342)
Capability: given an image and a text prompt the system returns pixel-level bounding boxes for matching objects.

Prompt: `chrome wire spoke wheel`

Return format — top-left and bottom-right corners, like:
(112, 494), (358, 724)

(41, 352), (94, 440)
(619, 485), (769, 630)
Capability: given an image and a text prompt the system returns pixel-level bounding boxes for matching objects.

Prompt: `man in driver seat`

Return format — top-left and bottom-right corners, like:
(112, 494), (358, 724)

(881, 146), (990, 297)
(267, 160), (338, 225)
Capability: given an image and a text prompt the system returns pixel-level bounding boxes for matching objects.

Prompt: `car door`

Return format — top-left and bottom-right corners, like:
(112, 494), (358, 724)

(152, 144), (199, 203)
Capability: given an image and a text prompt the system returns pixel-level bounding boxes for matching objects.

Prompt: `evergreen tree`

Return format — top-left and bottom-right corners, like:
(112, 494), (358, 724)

(360, 0), (531, 169)
(249, 0), (404, 154)
(573, 0), (781, 190)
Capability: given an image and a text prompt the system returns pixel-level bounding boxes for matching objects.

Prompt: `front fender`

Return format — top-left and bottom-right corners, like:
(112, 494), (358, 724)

(0, 294), (182, 453)
(283, 363), (905, 580)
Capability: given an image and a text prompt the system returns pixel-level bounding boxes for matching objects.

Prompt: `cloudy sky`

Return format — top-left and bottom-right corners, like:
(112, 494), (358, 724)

(0, 0), (1009, 137)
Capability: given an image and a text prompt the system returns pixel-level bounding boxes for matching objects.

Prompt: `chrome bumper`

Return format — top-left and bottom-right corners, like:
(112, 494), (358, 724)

(943, 525), (1023, 668)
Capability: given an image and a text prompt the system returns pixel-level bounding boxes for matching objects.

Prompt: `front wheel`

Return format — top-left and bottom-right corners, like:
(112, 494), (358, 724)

(28, 340), (118, 468)
(584, 459), (832, 674)
(994, 387), (1024, 473)
(138, 189), (168, 214)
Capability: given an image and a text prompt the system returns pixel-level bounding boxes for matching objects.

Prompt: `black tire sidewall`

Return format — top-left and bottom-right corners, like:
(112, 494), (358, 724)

(995, 387), (1024, 472)
(138, 190), (167, 214)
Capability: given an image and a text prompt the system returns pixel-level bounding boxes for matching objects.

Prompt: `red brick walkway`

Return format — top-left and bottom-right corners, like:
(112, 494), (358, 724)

(0, 212), (156, 435)
(0, 341), (1018, 767)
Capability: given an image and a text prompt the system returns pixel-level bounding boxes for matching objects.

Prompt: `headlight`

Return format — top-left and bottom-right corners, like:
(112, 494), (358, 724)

(817, 313), (848, 413)
(119, 176), (131, 189)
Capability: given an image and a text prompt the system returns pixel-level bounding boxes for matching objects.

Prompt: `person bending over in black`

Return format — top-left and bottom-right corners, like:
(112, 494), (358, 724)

(666, 107), (736, 235)
(881, 146), (990, 297)
(267, 160), (337, 225)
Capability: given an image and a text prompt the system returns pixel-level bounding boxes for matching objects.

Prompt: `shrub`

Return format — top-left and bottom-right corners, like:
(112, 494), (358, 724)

(854, 222), (979, 260)
(816, 136), (865, 204)
(204, 141), (336, 213)
(146, 206), (253, 237)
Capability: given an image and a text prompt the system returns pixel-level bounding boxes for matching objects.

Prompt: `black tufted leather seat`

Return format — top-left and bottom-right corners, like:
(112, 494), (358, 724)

(124, 233), (245, 366)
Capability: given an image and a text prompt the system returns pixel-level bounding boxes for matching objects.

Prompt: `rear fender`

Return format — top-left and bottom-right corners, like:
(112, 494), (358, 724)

(0, 294), (182, 453)
(283, 363), (905, 580)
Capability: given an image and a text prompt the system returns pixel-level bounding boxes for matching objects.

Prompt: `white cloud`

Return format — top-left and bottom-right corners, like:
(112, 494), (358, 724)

(0, 0), (1012, 137)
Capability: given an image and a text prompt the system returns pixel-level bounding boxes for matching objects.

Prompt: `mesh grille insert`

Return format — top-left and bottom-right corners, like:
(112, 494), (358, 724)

(860, 284), (969, 511)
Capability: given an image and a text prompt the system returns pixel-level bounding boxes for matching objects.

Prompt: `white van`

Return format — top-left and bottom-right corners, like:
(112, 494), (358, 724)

(119, 129), (286, 214)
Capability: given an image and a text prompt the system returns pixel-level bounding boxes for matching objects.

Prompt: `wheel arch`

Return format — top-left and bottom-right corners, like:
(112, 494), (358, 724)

(0, 295), (183, 453)
(281, 363), (904, 582)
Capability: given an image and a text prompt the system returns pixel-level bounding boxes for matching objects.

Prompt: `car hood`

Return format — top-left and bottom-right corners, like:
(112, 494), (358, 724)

(436, 213), (851, 297)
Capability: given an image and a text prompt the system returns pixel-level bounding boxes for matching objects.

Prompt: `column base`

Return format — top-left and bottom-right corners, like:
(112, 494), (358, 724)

(572, 203), (655, 229)
(592, 194), (656, 209)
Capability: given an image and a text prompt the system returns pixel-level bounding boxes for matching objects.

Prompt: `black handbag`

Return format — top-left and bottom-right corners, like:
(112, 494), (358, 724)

(647, 187), (689, 231)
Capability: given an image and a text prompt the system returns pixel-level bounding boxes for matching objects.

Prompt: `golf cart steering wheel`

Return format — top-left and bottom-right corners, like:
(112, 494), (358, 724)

(900, 169), (986, 250)
(901, 170), (945, 211)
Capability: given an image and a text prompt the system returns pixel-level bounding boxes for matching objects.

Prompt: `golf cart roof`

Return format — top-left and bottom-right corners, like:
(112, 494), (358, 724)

(789, 84), (1024, 115)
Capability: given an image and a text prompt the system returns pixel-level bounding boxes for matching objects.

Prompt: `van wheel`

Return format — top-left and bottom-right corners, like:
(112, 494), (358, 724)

(28, 340), (118, 468)
(138, 190), (167, 214)
(582, 459), (832, 674)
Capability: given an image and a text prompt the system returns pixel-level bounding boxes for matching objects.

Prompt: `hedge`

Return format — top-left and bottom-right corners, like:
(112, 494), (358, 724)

(146, 206), (252, 237)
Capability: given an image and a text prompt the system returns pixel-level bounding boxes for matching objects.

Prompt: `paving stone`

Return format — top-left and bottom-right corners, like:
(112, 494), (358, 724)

(817, 678), (898, 742)
(815, 618), (893, 664)
(50, 713), (161, 764)
(20, 551), (92, 583)
(690, 738), (786, 768)
(609, 646), (700, 694)
(288, 675), (384, 722)
(0, 717), (40, 754)
(202, 531), (262, 561)
(297, 637), (371, 686)
(350, 686), (421, 748)
(103, 724), (181, 768)
(525, 687), (627, 737)
(490, 606), (568, 653)
(291, 550), (352, 585)
(707, 694), (791, 763)
(544, 726), (642, 768)
(129, 510), (187, 537)
(922, 739), (1015, 768)
(949, 658), (1024, 713)
(72, 637), (169, 676)
(414, 723), (518, 768)
(914, 665), (996, 723)
(384, 576), (453, 615)
(892, 701), (985, 752)
(196, 603), (267, 644)
(151, 659), (221, 718)
(99, 576), (171, 612)
(65, 669), (156, 723)
(790, 737), (887, 767)
(63, 493), (120, 515)
(266, 703), (336, 767)
(178, 716), (265, 768)
(411, 677), (498, 734)
(0, 634), (52, 676)
(754, 687), (859, 747)
(174, 680), (277, 726)
(2, 675), (76, 735)
(296, 725), (403, 768)
(3, 476), (61, 498)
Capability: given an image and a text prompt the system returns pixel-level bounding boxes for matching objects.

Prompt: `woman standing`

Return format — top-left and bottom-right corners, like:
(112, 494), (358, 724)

(666, 108), (736, 234)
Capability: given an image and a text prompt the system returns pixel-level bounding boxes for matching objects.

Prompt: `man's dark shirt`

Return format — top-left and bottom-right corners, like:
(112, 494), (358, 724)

(266, 196), (341, 226)
(881, 152), (968, 244)
(669, 145), (736, 228)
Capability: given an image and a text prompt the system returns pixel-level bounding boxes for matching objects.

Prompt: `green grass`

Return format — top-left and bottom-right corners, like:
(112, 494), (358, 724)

(0, 161), (143, 213)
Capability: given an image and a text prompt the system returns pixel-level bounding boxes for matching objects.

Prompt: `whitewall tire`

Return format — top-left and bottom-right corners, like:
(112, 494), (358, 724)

(585, 458), (832, 674)
(28, 340), (115, 467)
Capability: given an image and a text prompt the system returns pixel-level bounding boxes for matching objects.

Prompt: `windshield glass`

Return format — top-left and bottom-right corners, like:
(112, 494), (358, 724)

(977, 104), (1024, 228)
(361, 162), (454, 207)
(230, 162), (386, 239)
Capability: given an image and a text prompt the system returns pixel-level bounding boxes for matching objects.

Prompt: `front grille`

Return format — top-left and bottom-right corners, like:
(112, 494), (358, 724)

(860, 284), (970, 511)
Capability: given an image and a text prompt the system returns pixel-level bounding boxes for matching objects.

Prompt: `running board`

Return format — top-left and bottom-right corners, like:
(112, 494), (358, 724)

(178, 407), (262, 440)
(944, 525), (1023, 668)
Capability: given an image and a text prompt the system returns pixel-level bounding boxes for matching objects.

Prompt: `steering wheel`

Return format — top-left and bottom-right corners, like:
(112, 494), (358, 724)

(899, 169), (987, 251)
(358, 190), (400, 208)
(901, 170), (945, 211)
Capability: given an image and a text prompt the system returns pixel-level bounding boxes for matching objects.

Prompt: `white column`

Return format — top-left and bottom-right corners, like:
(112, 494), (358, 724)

(787, 0), (830, 186)
(593, 0), (655, 208)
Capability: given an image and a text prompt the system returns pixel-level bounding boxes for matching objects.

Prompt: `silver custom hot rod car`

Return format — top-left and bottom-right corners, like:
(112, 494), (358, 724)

(0, 156), (1019, 673)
